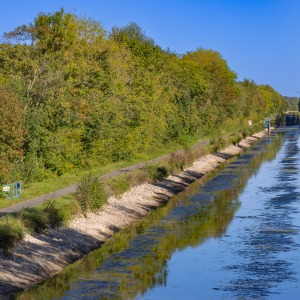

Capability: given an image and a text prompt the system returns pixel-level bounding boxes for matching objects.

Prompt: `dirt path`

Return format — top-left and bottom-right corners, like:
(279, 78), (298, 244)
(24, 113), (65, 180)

(0, 140), (209, 216)
(0, 132), (268, 299)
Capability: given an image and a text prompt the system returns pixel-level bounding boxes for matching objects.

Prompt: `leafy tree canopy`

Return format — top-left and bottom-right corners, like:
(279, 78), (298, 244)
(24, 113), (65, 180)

(0, 9), (286, 183)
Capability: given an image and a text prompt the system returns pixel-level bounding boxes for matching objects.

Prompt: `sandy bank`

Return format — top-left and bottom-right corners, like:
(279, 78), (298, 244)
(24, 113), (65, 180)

(0, 130), (268, 299)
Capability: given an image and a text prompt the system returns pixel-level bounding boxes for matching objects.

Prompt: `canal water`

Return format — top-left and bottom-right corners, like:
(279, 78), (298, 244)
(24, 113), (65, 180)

(16, 127), (300, 299)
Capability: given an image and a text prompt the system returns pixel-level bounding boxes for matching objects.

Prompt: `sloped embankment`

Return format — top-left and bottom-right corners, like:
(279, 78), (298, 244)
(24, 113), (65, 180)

(0, 130), (268, 298)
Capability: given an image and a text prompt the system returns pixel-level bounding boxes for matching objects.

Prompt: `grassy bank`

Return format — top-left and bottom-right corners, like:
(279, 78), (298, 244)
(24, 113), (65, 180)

(0, 124), (257, 209)
(0, 126), (262, 254)
(0, 133), (208, 210)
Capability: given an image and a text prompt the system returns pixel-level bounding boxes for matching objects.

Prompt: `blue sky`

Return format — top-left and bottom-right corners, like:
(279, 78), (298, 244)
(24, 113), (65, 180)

(1, 0), (300, 97)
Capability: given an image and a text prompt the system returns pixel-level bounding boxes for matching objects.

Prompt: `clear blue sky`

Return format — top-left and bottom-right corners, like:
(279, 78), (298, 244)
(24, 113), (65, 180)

(1, 0), (300, 97)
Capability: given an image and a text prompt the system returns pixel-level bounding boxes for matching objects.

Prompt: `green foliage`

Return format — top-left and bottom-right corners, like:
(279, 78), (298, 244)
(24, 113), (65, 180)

(168, 150), (193, 173)
(284, 96), (299, 111)
(0, 86), (25, 182)
(238, 79), (265, 120)
(0, 216), (25, 254)
(110, 22), (157, 60)
(107, 164), (169, 197)
(227, 133), (242, 146)
(75, 174), (107, 214)
(0, 10), (285, 185)
(18, 207), (48, 233)
(108, 175), (131, 196)
(183, 49), (239, 122)
(209, 137), (227, 153)
(44, 200), (69, 227)
(259, 84), (285, 116)
(144, 165), (169, 183)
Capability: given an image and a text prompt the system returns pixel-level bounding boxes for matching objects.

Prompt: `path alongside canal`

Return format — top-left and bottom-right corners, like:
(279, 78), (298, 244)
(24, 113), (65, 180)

(0, 140), (210, 216)
(0, 130), (268, 299)
(17, 127), (300, 300)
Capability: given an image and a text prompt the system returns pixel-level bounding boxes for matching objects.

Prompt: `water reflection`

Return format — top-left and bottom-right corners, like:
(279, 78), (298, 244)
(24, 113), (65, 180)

(16, 132), (284, 300)
(222, 128), (300, 299)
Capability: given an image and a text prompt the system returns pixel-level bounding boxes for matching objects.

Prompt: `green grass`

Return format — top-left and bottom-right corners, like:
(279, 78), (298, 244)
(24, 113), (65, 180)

(0, 134), (208, 210)
(0, 216), (25, 254)
(75, 175), (107, 215)
(0, 195), (82, 253)
(0, 125), (265, 253)
(0, 125), (261, 210)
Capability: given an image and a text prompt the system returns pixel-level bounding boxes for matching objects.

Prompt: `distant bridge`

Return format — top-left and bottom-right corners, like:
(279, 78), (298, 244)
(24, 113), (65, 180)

(285, 111), (300, 126)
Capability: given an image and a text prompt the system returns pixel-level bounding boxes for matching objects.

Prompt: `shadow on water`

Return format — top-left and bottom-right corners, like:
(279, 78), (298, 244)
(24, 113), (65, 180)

(15, 131), (285, 300)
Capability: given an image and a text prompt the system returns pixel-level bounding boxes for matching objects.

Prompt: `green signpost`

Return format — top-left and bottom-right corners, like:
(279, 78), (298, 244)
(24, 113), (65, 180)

(1, 182), (22, 200)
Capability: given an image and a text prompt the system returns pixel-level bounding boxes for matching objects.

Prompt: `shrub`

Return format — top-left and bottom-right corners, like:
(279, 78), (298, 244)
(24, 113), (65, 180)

(44, 200), (67, 227)
(75, 174), (107, 214)
(107, 167), (159, 197)
(168, 152), (186, 172)
(183, 149), (194, 167)
(241, 128), (252, 139)
(56, 196), (82, 222)
(126, 169), (149, 187)
(156, 166), (169, 179)
(19, 208), (48, 233)
(228, 133), (242, 146)
(144, 165), (169, 183)
(0, 216), (25, 254)
(209, 137), (226, 153)
(109, 175), (130, 196)
(191, 145), (208, 159)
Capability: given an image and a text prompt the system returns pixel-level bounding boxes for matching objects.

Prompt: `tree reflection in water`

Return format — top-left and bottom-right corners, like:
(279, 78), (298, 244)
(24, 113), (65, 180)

(16, 133), (283, 300)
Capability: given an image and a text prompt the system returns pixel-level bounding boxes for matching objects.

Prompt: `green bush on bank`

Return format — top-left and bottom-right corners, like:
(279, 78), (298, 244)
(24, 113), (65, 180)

(209, 137), (227, 153)
(108, 175), (131, 196)
(44, 200), (72, 227)
(0, 126), (266, 254)
(105, 164), (170, 197)
(0, 9), (286, 185)
(0, 216), (25, 254)
(18, 207), (48, 234)
(227, 133), (242, 146)
(75, 174), (107, 215)
(0, 198), (81, 254)
(143, 165), (169, 183)
(168, 150), (194, 173)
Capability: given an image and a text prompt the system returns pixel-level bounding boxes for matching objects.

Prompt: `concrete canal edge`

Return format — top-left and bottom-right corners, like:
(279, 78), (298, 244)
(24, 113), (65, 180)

(0, 129), (272, 298)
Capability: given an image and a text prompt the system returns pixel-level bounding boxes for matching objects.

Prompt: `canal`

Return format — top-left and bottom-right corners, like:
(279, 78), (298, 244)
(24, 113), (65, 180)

(16, 127), (300, 299)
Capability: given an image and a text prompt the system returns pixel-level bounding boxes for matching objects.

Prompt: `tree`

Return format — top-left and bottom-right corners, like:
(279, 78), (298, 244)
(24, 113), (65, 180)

(184, 49), (239, 121)
(0, 86), (25, 182)
(4, 8), (106, 52)
(0, 11), (287, 183)
(238, 79), (265, 119)
(259, 84), (285, 116)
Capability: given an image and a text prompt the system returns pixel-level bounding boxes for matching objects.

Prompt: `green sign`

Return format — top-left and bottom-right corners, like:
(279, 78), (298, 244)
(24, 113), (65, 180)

(1, 182), (22, 200)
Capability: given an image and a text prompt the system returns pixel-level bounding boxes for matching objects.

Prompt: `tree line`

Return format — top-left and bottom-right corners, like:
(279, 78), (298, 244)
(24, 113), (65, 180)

(0, 9), (286, 183)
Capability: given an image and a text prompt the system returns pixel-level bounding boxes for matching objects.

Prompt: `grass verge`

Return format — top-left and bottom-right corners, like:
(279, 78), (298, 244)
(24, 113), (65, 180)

(0, 134), (208, 210)
(0, 126), (264, 253)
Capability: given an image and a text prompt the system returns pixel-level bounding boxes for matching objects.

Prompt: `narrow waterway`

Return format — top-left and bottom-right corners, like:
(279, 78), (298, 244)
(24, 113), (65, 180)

(16, 127), (300, 299)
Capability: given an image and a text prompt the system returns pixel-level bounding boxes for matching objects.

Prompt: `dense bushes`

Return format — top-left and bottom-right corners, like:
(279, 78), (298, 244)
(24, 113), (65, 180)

(0, 9), (287, 253)
(75, 175), (107, 214)
(0, 217), (25, 254)
(0, 163), (170, 253)
(0, 87), (25, 182)
(0, 126), (269, 254)
(0, 9), (286, 184)
(0, 198), (81, 253)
